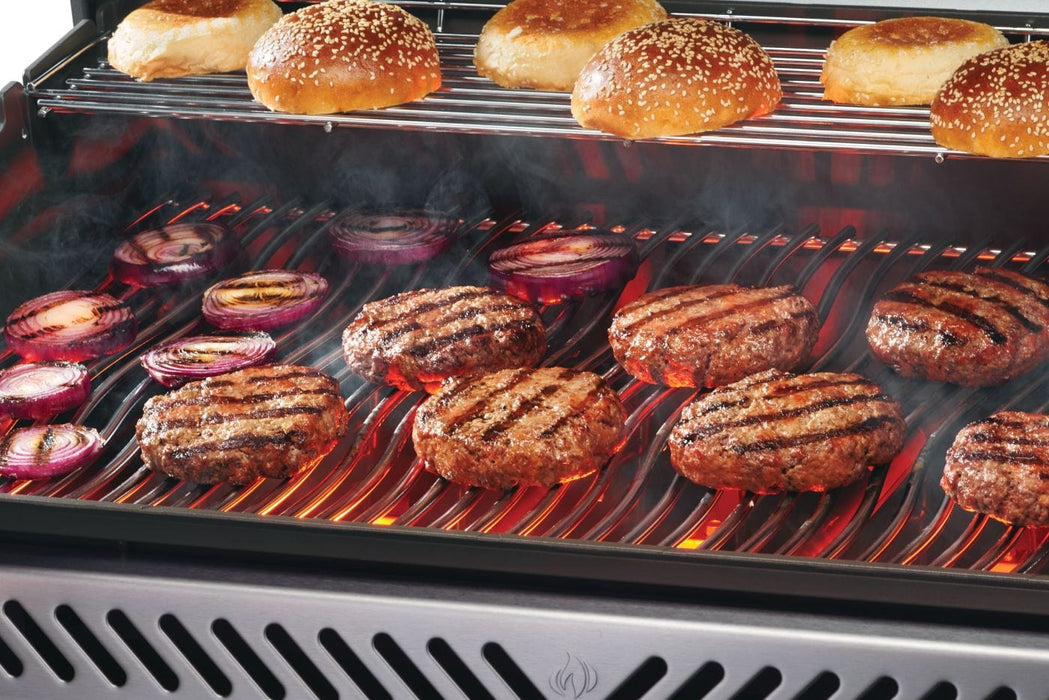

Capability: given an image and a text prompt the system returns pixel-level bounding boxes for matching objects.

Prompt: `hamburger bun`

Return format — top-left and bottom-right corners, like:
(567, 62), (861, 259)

(931, 41), (1049, 158)
(247, 0), (441, 114)
(571, 18), (781, 140)
(474, 0), (667, 91)
(821, 16), (1008, 106)
(108, 0), (283, 81)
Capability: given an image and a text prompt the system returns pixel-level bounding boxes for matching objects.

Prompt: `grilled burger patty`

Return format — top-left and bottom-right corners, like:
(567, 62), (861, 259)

(412, 367), (626, 489)
(343, 286), (545, 392)
(866, 267), (1049, 386)
(136, 364), (348, 484)
(942, 412), (1049, 526)
(669, 369), (905, 493)
(609, 284), (819, 388)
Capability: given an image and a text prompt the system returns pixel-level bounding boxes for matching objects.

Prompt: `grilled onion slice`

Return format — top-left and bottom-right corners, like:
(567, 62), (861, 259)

(112, 222), (239, 287)
(0, 362), (91, 419)
(141, 333), (277, 387)
(4, 290), (138, 362)
(329, 210), (460, 264)
(489, 232), (640, 303)
(0, 424), (103, 479)
(202, 270), (329, 331)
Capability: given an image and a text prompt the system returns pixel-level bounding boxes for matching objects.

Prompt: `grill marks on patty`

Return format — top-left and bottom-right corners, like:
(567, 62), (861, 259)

(412, 367), (626, 489)
(669, 369), (905, 493)
(866, 267), (1049, 386)
(136, 365), (349, 484)
(943, 411), (1049, 525)
(609, 284), (819, 388)
(343, 286), (546, 392)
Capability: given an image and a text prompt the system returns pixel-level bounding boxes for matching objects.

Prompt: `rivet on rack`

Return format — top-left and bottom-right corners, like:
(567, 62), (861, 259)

(324, 122), (333, 134)
(37, 106), (50, 119)
(934, 153), (945, 164)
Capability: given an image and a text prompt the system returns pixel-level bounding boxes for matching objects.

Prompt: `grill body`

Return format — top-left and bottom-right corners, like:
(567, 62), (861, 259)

(5, 1), (1049, 698)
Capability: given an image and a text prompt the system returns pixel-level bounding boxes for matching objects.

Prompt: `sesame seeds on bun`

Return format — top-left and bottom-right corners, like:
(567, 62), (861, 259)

(246, 0), (441, 115)
(821, 17), (1008, 106)
(931, 41), (1049, 158)
(474, 0), (667, 91)
(570, 18), (782, 140)
(108, 0), (283, 81)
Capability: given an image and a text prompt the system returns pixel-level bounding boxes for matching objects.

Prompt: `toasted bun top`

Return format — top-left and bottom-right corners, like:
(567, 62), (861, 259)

(247, 0), (440, 113)
(485, 0), (665, 35)
(839, 16), (1000, 49)
(572, 18), (781, 139)
(131, 0), (258, 20)
(931, 41), (1049, 158)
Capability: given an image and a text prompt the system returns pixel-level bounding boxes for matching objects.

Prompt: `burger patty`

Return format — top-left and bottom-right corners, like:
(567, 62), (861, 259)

(609, 284), (819, 388)
(669, 369), (905, 493)
(412, 367), (626, 489)
(343, 286), (546, 392)
(866, 267), (1049, 386)
(942, 411), (1049, 526)
(136, 364), (348, 484)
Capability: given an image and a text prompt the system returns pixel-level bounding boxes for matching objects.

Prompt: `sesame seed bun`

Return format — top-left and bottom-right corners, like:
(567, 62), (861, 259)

(571, 18), (782, 140)
(108, 0), (283, 82)
(474, 0), (667, 92)
(931, 41), (1049, 158)
(821, 17), (1008, 106)
(246, 0), (441, 115)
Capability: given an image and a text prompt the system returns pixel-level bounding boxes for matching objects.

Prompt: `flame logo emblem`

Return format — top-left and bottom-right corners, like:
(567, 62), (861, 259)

(549, 653), (598, 698)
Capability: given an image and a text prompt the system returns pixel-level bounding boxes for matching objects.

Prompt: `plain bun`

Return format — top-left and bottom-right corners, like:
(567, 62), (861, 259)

(108, 0), (282, 81)
(931, 41), (1049, 158)
(247, 0), (441, 115)
(821, 17), (1008, 106)
(474, 0), (666, 91)
(571, 18), (781, 140)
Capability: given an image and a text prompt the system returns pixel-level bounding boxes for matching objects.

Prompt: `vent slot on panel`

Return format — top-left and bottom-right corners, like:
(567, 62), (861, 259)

(212, 618), (284, 700)
(373, 632), (441, 699)
(921, 681), (959, 700)
(159, 613), (232, 697)
(793, 671), (841, 700)
(858, 676), (900, 700)
(54, 604), (125, 687)
(606, 656), (668, 699)
(264, 623), (337, 700)
(427, 637), (494, 700)
(3, 600), (74, 681)
(984, 688), (1017, 700)
(730, 665), (782, 700)
(669, 661), (725, 699)
(0, 627), (23, 678)
(318, 628), (391, 700)
(105, 609), (178, 692)
(481, 641), (545, 700)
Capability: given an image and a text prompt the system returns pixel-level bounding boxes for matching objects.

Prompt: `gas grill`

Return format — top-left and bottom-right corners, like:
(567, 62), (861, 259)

(4, 0), (1049, 698)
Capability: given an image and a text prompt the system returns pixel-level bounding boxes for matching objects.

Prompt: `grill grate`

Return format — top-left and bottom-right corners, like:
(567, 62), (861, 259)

(2, 193), (1049, 574)
(27, 6), (1049, 160)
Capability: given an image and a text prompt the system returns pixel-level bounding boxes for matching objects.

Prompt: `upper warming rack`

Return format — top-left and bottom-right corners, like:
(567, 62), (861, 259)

(26, 4), (1049, 160)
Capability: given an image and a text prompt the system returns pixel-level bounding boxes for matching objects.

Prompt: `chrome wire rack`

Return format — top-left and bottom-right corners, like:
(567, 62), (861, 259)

(4, 192), (1049, 576)
(27, 6), (1049, 160)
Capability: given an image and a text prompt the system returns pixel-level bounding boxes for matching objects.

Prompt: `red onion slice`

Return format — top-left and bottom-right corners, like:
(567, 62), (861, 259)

(112, 222), (238, 287)
(329, 210), (460, 264)
(141, 333), (277, 387)
(4, 290), (138, 362)
(202, 270), (329, 331)
(489, 232), (640, 303)
(0, 424), (103, 479)
(0, 362), (91, 420)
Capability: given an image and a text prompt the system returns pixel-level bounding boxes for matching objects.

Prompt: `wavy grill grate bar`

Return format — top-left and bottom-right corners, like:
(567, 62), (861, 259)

(27, 6), (1049, 160)
(2, 194), (1049, 574)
